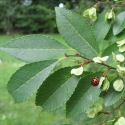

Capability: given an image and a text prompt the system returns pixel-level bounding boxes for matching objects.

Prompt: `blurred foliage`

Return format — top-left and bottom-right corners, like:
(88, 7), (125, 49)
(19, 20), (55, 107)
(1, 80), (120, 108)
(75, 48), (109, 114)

(0, 0), (95, 34)
(0, 0), (124, 34)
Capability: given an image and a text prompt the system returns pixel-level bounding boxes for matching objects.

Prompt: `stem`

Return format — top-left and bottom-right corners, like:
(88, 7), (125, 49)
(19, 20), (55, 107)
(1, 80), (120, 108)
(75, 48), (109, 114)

(65, 53), (116, 70)
(95, 99), (125, 125)
(97, 1), (125, 7)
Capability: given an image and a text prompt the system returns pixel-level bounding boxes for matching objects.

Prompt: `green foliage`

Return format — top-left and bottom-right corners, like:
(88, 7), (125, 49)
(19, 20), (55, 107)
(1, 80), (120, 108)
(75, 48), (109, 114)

(105, 28), (125, 44)
(0, 35), (71, 62)
(0, 34), (73, 125)
(104, 78), (125, 106)
(66, 72), (102, 117)
(0, 0), (96, 34)
(1, 2), (125, 125)
(36, 67), (79, 111)
(102, 43), (118, 56)
(113, 11), (125, 35)
(7, 60), (58, 103)
(104, 87), (124, 107)
(92, 11), (111, 44)
(55, 7), (99, 58)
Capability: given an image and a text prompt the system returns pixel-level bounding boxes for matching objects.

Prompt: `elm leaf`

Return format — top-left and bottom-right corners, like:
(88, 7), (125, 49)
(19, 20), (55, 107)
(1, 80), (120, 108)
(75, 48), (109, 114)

(66, 72), (102, 117)
(7, 60), (58, 103)
(113, 11), (125, 35)
(93, 11), (111, 44)
(0, 35), (70, 62)
(55, 7), (99, 58)
(36, 67), (80, 111)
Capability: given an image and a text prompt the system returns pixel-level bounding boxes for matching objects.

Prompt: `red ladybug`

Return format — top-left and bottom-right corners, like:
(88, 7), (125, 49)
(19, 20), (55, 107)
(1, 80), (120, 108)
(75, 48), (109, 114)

(91, 77), (99, 86)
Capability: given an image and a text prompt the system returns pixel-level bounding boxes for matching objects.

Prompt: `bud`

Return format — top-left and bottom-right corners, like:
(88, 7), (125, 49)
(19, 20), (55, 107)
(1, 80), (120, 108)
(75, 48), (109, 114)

(83, 7), (97, 21)
(105, 11), (115, 20)
(71, 66), (83, 76)
(112, 52), (125, 62)
(113, 79), (124, 92)
(101, 78), (110, 91)
(117, 65), (125, 74)
(93, 56), (109, 63)
(114, 117), (125, 125)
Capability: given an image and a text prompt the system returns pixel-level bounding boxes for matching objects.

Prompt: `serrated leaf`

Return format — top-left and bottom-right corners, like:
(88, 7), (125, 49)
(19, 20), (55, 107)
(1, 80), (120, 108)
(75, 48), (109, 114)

(104, 88), (124, 107)
(0, 35), (70, 62)
(66, 72), (102, 117)
(113, 11), (125, 35)
(55, 7), (99, 58)
(102, 43), (118, 56)
(104, 79), (125, 106)
(7, 60), (58, 103)
(93, 11), (111, 44)
(35, 67), (80, 111)
(105, 28), (125, 43)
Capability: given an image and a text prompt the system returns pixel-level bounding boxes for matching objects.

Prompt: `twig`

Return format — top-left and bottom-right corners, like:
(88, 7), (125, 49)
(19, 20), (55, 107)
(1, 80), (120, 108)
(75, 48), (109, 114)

(64, 53), (116, 70)
(95, 99), (125, 125)
(95, 1), (125, 7)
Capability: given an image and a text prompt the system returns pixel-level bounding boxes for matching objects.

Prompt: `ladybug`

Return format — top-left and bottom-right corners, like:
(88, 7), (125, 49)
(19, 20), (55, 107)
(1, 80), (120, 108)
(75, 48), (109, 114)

(91, 77), (99, 86)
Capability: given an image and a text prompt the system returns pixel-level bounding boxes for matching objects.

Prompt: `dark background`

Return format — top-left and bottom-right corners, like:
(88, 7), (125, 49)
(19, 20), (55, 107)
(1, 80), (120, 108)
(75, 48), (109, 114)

(0, 0), (108, 34)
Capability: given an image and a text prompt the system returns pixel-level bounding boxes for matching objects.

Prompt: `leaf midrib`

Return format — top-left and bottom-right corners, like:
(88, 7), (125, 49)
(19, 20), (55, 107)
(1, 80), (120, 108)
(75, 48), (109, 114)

(115, 16), (125, 34)
(0, 48), (70, 50)
(42, 76), (74, 107)
(11, 62), (56, 95)
(58, 9), (98, 55)
(68, 86), (92, 116)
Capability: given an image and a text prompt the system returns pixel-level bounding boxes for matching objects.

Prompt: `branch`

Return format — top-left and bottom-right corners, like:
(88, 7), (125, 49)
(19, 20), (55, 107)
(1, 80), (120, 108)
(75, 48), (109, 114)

(64, 53), (116, 70)
(95, 1), (125, 7)
(95, 99), (125, 125)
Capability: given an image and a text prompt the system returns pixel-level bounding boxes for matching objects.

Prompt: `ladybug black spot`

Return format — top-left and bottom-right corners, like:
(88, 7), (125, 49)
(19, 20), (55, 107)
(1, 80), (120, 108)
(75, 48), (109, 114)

(91, 77), (99, 86)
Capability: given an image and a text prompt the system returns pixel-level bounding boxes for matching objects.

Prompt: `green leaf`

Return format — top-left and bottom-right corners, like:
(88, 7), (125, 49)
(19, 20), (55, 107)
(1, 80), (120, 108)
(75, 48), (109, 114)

(113, 11), (125, 35)
(35, 67), (80, 111)
(104, 79), (125, 106)
(55, 7), (99, 58)
(0, 35), (70, 62)
(66, 72), (102, 117)
(7, 60), (58, 103)
(105, 28), (125, 43)
(104, 88), (124, 107)
(92, 11), (111, 44)
(102, 43), (118, 56)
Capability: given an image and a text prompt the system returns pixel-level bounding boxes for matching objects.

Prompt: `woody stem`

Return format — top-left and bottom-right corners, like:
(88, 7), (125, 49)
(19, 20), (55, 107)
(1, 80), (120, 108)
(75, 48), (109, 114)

(64, 53), (116, 70)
